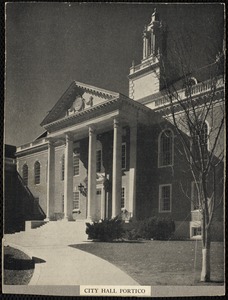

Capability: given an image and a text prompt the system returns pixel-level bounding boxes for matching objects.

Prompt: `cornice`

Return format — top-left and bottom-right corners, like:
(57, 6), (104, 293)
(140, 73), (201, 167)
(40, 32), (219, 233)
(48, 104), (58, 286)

(40, 82), (120, 127)
(128, 61), (159, 80)
(43, 96), (154, 133)
(16, 143), (48, 158)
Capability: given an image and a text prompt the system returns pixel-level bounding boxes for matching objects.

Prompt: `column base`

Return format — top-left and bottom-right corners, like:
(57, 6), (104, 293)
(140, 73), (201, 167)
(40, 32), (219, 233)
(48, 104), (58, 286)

(85, 218), (93, 224)
(44, 217), (50, 222)
(62, 215), (75, 222)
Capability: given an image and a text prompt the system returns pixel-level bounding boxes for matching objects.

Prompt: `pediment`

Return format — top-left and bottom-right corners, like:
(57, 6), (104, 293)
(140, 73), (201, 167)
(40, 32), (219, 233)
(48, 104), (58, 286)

(40, 81), (119, 127)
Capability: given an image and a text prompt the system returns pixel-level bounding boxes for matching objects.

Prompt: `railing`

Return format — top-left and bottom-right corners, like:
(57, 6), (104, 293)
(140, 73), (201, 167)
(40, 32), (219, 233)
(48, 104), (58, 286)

(154, 77), (224, 108)
(130, 56), (158, 74)
(190, 77), (224, 97)
(154, 96), (170, 107)
(17, 172), (46, 219)
(17, 172), (34, 200)
(17, 138), (48, 151)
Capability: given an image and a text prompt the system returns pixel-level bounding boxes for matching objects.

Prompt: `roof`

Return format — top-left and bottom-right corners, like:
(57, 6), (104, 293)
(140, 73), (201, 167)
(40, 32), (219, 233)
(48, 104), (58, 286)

(43, 93), (154, 133)
(40, 81), (120, 127)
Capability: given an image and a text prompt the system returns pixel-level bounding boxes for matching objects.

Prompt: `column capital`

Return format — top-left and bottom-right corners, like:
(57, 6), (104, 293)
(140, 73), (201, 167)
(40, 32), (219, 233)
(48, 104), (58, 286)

(88, 125), (96, 135)
(47, 138), (55, 146)
(113, 117), (122, 128)
(65, 132), (73, 142)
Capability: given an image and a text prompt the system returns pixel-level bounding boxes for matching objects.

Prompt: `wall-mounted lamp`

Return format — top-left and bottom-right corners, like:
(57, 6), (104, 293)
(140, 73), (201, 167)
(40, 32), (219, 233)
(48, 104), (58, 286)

(78, 183), (87, 197)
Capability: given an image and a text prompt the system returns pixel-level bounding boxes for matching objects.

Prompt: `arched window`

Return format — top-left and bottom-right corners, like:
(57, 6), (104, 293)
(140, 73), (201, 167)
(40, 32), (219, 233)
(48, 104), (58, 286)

(192, 121), (208, 160)
(34, 161), (40, 185)
(184, 77), (198, 96)
(200, 122), (208, 152)
(158, 129), (174, 167)
(61, 154), (65, 181)
(22, 164), (28, 185)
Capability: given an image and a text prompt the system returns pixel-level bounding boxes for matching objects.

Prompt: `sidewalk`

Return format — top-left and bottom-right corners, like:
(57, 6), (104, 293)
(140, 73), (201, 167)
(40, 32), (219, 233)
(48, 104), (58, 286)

(3, 223), (138, 286)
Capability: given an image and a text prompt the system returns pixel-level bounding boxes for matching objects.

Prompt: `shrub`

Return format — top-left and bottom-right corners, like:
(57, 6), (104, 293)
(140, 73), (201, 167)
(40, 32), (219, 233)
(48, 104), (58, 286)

(86, 217), (124, 242)
(125, 216), (175, 240)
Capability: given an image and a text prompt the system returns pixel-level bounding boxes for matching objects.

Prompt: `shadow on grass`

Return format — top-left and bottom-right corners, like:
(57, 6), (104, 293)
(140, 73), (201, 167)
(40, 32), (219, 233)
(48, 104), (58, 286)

(32, 256), (46, 264)
(4, 255), (46, 270)
(73, 239), (145, 244)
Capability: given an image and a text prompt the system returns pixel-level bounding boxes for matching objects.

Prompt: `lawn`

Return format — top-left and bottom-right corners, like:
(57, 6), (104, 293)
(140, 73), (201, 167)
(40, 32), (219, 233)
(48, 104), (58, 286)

(4, 246), (35, 285)
(71, 240), (224, 286)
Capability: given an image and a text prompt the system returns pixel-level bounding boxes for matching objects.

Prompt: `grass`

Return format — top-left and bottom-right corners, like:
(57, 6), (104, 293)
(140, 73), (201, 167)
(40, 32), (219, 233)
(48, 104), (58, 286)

(4, 246), (35, 285)
(71, 240), (224, 286)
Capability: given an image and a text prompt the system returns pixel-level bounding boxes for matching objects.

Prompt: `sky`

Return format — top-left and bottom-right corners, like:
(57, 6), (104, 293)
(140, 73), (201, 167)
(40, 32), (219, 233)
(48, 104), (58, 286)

(5, 3), (224, 146)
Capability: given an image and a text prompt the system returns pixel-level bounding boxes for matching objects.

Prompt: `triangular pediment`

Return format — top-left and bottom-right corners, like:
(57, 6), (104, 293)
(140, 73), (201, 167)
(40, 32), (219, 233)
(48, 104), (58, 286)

(40, 81), (119, 127)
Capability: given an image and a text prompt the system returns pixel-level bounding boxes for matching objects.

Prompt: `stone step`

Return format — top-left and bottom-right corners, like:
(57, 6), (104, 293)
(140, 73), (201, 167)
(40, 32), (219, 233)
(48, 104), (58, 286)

(4, 221), (88, 239)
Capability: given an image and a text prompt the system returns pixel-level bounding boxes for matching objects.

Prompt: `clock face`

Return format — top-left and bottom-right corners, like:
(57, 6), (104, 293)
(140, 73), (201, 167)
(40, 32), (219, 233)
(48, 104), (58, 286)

(73, 96), (83, 111)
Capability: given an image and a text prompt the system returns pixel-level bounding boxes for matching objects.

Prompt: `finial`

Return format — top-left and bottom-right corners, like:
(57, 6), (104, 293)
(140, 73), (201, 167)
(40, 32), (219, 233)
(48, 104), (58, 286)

(151, 7), (159, 22)
(132, 60), (135, 67)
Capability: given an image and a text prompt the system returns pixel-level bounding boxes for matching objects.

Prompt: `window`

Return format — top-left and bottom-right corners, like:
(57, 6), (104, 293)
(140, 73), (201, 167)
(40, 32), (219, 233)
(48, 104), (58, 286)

(184, 77), (198, 96)
(22, 164), (28, 185)
(159, 184), (172, 212)
(96, 150), (102, 172)
(34, 161), (40, 184)
(121, 187), (125, 209)
(61, 155), (65, 181)
(192, 122), (208, 160)
(159, 129), (173, 167)
(191, 181), (200, 210)
(192, 227), (201, 236)
(73, 191), (80, 210)
(96, 189), (102, 196)
(73, 152), (80, 176)
(62, 195), (64, 213)
(122, 143), (126, 170)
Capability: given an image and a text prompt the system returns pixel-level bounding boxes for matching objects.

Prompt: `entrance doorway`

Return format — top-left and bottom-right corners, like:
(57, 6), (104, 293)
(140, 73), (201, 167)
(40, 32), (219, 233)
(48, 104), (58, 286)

(96, 188), (102, 219)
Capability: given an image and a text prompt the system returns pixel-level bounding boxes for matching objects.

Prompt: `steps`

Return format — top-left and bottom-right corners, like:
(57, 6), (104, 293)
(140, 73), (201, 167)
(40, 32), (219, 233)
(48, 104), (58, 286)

(4, 220), (88, 247)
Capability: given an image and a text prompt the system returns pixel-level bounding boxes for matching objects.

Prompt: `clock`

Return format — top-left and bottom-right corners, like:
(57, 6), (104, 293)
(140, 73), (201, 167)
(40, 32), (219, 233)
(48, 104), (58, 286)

(73, 96), (84, 111)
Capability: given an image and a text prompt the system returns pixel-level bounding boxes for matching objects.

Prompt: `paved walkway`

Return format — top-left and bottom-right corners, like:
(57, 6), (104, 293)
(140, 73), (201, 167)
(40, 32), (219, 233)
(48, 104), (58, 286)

(3, 222), (138, 286)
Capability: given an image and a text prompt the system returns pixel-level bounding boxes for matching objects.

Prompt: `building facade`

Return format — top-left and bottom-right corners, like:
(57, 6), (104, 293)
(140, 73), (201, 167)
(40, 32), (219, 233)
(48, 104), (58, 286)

(15, 10), (224, 239)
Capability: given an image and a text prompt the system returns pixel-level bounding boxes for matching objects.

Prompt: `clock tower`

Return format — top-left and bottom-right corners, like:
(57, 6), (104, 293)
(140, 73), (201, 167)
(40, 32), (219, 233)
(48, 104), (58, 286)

(129, 9), (167, 101)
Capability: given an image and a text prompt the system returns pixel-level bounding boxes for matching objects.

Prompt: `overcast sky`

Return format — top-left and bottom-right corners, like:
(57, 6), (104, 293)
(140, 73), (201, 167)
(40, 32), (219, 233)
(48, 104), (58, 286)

(5, 3), (224, 146)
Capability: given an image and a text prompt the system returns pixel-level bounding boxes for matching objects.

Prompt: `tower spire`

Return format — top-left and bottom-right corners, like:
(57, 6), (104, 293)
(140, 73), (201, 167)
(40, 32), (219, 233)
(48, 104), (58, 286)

(142, 8), (164, 59)
(129, 8), (167, 100)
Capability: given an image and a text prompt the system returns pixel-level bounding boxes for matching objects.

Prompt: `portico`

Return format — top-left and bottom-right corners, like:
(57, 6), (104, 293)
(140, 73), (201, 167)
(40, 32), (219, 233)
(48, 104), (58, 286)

(41, 82), (153, 221)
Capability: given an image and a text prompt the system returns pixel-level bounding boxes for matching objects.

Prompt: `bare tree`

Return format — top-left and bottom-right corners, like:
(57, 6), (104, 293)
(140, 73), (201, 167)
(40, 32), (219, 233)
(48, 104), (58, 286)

(156, 36), (224, 282)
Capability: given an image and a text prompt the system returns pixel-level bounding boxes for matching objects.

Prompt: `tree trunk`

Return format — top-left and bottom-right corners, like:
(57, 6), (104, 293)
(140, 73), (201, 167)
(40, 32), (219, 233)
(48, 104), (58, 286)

(200, 247), (211, 281)
(201, 220), (211, 282)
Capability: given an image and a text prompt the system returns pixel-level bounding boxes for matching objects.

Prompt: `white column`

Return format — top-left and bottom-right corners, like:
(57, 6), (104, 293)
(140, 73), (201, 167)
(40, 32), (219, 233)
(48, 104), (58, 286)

(46, 140), (55, 220)
(87, 126), (97, 220)
(100, 185), (105, 220)
(112, 118), (122, 218)
(128, 123), (137, 217)
(64, 133), (73, 220)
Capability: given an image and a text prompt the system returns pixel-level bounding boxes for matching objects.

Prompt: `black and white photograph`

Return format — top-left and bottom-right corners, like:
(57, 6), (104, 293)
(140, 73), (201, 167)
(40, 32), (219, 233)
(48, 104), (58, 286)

(3, 2), (225, 297)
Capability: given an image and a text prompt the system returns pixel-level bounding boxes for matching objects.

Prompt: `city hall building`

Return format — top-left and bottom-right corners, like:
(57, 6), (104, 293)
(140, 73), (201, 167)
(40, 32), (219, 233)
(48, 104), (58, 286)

(14, 10), (224, 239)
